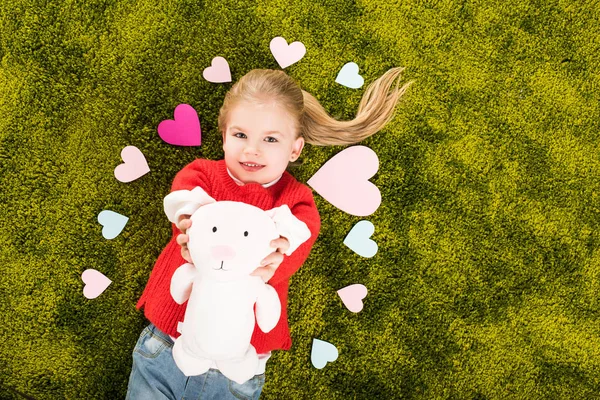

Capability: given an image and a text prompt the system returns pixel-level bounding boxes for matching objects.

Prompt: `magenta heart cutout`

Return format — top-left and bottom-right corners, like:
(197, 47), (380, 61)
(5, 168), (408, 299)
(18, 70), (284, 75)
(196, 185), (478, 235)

(307, 146), (381, 216)
(157, 104), (202, 146)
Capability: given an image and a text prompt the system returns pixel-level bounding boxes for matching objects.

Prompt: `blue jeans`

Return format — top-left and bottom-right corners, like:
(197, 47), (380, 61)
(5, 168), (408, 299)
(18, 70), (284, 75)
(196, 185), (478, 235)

(126, 324), (265, 400)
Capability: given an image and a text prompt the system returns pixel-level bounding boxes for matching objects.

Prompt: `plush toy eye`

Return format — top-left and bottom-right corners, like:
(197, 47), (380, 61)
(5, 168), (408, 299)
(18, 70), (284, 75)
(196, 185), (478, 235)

(212, 227), (217, 233)
(244, 231), (248, 237)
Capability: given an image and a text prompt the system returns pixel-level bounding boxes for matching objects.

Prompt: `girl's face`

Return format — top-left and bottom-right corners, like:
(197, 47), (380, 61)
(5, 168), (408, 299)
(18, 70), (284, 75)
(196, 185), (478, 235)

(222, 100), (304, 185)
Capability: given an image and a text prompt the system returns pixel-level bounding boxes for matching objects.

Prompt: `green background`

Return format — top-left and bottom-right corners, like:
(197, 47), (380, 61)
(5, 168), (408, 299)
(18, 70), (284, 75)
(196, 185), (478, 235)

(1, 0), (600, 398)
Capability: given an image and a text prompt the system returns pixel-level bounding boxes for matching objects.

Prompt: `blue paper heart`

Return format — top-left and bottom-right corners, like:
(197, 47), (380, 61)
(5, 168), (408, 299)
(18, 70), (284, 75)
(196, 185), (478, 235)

(335, 62), (364, 89)
(311, 339), (339, 369)
(343, 220), (378, 258)
(98, 210), (129, 240)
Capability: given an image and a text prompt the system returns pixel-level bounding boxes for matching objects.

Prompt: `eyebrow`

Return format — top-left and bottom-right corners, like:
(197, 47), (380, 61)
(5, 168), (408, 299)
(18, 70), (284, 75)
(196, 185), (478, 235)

(229, 126), (282, 135)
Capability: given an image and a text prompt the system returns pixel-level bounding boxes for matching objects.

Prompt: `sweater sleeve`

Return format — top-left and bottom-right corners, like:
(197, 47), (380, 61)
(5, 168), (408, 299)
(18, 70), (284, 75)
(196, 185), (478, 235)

(268, 186), (321, 286)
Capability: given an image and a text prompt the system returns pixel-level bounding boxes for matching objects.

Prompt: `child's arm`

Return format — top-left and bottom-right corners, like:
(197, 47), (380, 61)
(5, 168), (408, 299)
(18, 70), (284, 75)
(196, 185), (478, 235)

(267, 190), (321, 286)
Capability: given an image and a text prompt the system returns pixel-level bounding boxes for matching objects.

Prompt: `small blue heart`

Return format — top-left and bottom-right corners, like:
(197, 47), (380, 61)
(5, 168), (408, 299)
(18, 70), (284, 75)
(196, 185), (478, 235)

(343, 220), (378, 258)
(98, 210), (129, 240)
(335, 62), (364, 89)
(311, 338), (339, 369)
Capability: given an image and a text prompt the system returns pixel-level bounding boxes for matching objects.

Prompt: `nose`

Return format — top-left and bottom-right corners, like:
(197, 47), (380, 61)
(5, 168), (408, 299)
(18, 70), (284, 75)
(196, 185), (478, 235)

(210, 245), (236, 261)
(243, 140), (261, 156)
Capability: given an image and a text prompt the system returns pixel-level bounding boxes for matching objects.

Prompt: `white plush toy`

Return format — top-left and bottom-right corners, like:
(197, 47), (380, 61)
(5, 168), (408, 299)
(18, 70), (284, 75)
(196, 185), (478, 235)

(165, 187), (312, 384)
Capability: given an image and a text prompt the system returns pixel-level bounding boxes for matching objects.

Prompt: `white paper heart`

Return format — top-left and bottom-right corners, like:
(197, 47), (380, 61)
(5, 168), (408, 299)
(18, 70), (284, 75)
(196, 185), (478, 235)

(335, 62), (364, 89)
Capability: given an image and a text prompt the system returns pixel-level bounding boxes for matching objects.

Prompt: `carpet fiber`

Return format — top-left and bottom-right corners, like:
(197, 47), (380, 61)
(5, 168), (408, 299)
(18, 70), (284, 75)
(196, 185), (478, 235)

(1, 0), (600, 398)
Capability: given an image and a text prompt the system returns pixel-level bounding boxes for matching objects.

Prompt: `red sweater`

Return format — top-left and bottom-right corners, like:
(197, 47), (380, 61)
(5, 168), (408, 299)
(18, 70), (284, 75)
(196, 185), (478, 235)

(136, 158), (321, 353)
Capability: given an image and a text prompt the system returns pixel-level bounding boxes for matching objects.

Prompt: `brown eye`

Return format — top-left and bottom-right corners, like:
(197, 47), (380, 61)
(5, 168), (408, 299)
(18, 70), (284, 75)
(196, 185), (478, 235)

(244, 231), (248, 237)
(212, 227), (217, 233)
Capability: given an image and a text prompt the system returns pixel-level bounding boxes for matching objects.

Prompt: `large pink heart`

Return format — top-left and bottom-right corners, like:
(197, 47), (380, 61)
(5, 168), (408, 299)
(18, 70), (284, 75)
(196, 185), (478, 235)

(307, 146), (381, 216)
(157, 104), (202, 146)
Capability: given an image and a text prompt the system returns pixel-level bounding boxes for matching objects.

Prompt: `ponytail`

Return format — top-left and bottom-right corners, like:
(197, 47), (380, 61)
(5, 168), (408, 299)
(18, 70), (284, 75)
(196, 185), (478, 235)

(300, 67), (413, 146)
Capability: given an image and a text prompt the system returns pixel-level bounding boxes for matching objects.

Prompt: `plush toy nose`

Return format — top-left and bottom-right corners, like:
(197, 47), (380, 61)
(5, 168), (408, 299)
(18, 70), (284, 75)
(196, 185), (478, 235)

(210, 245), (236, 261)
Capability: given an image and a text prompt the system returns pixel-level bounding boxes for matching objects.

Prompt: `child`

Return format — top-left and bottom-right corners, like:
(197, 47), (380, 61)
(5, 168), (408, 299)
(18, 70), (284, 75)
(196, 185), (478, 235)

(126, 67), (412, 399)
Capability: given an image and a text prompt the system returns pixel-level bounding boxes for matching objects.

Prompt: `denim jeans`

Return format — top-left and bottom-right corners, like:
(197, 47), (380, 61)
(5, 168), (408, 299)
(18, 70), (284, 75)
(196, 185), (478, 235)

(126, 324), (265, 400)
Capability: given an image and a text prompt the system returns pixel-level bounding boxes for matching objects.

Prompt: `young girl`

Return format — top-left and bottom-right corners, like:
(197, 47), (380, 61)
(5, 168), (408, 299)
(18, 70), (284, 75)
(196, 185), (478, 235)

(126, 67), (412, 399)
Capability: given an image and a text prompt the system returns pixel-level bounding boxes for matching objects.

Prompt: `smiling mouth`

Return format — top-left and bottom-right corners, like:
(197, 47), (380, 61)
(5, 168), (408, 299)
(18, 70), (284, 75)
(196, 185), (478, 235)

(240, 162), (265, 172)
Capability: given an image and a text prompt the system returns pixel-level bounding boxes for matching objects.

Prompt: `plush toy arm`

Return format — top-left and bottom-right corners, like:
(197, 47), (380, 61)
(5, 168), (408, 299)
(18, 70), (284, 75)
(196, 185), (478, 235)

(170, 263), (197, 305)
(255, 284), (282, 333)
(164, 186), (216, 224)
(266, 204), (312, 256)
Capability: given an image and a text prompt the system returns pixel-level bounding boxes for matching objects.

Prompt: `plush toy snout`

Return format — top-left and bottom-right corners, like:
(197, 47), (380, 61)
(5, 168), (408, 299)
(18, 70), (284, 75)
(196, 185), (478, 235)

(211, 245), (236, 261)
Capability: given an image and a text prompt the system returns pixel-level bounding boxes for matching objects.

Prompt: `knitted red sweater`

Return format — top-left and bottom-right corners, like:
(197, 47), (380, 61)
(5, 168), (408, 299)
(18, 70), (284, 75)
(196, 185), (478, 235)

(136, 158), (321, 354)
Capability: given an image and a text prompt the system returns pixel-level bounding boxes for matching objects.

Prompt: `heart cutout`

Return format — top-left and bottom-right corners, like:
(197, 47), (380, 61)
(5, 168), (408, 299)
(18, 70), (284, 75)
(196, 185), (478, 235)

(157, 104), (202, 146)
(270, 36), (306, 69)
(307, 146), (381, 216)
(337, 284), (368, 313)
(343, 220), (378, 258)
(82, 269), (112, 299)
(335, 62), (364, 89)
(311, 339), (339, 369)
(114, 146), (150, 183)
(98, 210), (129, 239)
(203, 56), (232, 83)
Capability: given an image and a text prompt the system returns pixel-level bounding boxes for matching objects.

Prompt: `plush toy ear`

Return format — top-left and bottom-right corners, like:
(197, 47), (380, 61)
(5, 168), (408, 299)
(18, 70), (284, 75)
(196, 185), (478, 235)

(265, 205), (312, 256)
(164, 186), (216, 224)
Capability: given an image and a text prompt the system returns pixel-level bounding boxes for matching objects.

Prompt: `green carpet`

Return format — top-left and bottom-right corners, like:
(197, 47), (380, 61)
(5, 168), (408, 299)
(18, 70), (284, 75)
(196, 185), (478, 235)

(1, 0), (600, 398)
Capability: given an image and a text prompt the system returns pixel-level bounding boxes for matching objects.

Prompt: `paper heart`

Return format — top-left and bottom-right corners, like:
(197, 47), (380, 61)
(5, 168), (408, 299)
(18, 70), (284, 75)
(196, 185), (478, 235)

(203, 56), (232, 83)
(114, 146), (150, 183)
(307, 146), (381, 216)
(82, 269), (112, 299)
(343, 220), (378, 258)
(337, 284), (368, 313)
(157, 104), (202, 146)
(335, 62), (364, 89)
(270, 36), (306, 69)
(311, 339), (339, 369)
(98, 210), (129, 239)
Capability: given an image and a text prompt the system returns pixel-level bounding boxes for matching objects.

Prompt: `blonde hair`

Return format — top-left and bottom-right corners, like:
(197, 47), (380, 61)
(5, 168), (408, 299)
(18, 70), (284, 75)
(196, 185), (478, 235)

(217, 67), (413, 148)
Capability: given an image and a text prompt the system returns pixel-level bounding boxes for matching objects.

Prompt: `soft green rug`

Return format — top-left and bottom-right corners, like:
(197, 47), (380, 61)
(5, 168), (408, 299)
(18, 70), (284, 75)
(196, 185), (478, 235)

(1, 0), (600, 398)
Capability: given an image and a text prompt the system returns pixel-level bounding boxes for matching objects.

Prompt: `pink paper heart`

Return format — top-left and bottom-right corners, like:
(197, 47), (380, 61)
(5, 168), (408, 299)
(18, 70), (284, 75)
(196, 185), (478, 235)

(307, 146), (381, 216)
(203, 56), (232, 83)
(337, 284), (368, 313)
(114, 146), (150, 183)
(157, 104), (202, 146)
(82, 269), (112, 299)
(269, 36), (306, 69)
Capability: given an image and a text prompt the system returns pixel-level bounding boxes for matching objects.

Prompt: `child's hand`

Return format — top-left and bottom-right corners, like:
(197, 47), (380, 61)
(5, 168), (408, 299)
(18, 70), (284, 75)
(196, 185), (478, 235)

(176, 215), (192, 263)
(251, 237), (290, 283)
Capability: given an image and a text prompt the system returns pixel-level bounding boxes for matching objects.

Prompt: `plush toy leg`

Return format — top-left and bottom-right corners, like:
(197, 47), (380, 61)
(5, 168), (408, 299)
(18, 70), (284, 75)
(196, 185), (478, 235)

(216, 345), (259, 385)
(172, 337), (212, 376)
